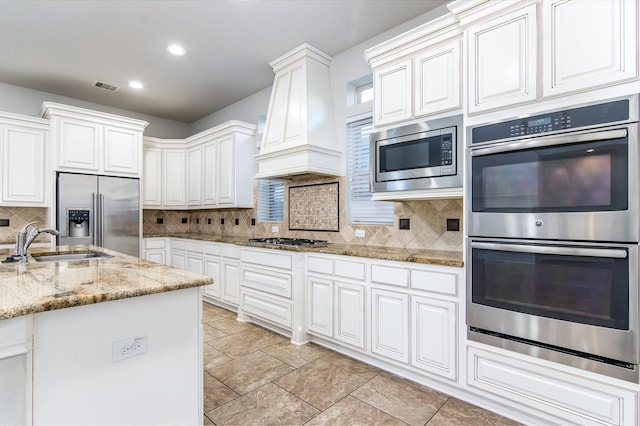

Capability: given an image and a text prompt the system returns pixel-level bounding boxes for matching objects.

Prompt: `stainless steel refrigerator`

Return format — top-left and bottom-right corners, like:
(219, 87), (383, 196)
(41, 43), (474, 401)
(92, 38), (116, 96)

(56, 172), (140, 257)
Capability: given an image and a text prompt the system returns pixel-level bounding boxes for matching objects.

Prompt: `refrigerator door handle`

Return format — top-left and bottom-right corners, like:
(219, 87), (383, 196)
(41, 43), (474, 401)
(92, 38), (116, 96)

(92, 193), (97, 246)
(99, 193), (105, 247)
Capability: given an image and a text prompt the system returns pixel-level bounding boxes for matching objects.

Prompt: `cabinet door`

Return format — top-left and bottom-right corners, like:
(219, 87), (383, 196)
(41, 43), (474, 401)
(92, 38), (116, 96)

(222, 261), (240, 305)
(543, 0), (637, 97)
(467, 4), (537, 113)
(371, 288), (409, 363)
(202, 141), (218, 206)
(145, 250), (166, 265)
(373, 59), (412, 126)
(307, 276), (333, 337)
(216, 135), (235, 205)
(103, 125), (140, 176)
(411, 296), (456, 380)
(56, 117), (100, 171)
(142, 147), (162, 207)
(414, 40), (461, 117)
(170, 250), (186, 270)
(186, 146), (202, 206)
(186, 253), (204, 275)
(335, 281), (365, 349)
(204, 255), (221, 298)
(162, 150), (185, 207)
(1, 124), (46, 205)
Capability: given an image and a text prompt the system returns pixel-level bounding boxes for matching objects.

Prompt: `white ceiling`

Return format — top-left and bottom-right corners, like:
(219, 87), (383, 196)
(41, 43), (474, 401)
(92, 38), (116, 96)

(0, 0), (448, 123)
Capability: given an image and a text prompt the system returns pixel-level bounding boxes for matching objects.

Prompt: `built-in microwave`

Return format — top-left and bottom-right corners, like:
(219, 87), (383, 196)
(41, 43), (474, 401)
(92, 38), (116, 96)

(370, 115), (463, 193)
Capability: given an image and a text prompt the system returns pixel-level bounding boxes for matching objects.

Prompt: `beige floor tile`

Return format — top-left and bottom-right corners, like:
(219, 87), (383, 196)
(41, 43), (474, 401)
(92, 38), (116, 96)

(208, 327), (288, 359)
(203, 342), (232, 371)
(351, 372), (448, 426)
(203, 371), (239, 412)
(207, 317), (255, 335)
(304, 396), (406, 426)
(261, 341), (330, 368)
(322, 352), (381, 379)
(202, 302), (235, 318)
(203, 323), (228, 342)
(207, 350), (294, 394)
(206, 382), (319, 425)
(426, 397), (521, 426)
(274, 359), (369, 411)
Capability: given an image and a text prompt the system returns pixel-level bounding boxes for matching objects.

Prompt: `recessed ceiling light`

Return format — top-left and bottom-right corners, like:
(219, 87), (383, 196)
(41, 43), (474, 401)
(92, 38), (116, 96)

(167, 44), (186, 56)
(129, 81), (144, 89)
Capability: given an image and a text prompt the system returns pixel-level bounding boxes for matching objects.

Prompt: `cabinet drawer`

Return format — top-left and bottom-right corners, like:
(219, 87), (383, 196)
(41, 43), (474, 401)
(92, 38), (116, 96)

(308, 256), (333, 274)
(335, 260), (366, 281)
(186, 240), (204, 253)
(241, 289), (292, 329)
(222, 245), (241, 259)
(169, 239), (185, 251)
(202, 242), (220, 256)
(241, 266), (292, 299)
(241, 249), (293, 270)
(371, 264), (409, 288)
(0, 315), (32, 357)
(411, 268), (457, 296)
(144, 238), (165, 250)
(468, 346), (638, 425)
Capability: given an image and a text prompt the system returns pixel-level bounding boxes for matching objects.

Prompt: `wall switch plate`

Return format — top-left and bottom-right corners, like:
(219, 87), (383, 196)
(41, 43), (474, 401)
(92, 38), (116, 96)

(235, 218), (239, 226)
(207, 218), (211, 225)
(156, 218), (163, 225)
(181, 217), (188, 224)
(355, 229), (365, 238)
(271, 225), (279, 233)
(220, 218), (225, 225)
(399, 218), (410, 230)
(112, 335), (147, 362)
(446, 218), (460, 231)
(251, 218), (256, 226)
(196, 218), (200, 224)
(0, 219), (9, 227)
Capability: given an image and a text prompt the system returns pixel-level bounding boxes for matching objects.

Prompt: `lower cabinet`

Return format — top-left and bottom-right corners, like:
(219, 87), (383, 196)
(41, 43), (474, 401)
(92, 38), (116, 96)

(143, 238), (167, 265)
(371, 288), (409, 363)
(0, 315), (32, 426)
(468, 345), (639, 425)
(334, 282), (365, 349)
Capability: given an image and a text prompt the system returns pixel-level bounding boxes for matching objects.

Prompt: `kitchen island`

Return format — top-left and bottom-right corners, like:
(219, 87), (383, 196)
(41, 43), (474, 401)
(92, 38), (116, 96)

(0, 245), (212, 426)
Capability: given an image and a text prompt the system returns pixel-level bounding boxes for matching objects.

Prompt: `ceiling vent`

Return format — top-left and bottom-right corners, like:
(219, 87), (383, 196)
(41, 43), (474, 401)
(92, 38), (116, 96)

(92, 81), (120, 92)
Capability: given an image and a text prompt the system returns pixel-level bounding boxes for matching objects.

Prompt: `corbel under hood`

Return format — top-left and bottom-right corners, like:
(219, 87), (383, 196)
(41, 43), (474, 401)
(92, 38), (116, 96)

(255, 43), (341, 179)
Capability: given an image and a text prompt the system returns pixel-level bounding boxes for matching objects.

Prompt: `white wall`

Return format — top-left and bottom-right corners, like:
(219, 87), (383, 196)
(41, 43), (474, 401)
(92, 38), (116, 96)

(0, 81), (191, 139)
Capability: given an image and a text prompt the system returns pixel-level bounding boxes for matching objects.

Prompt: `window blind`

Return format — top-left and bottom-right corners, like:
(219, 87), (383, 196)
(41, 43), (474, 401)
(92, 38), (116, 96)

(257, 179), (284, 222)
(347, 117), (394, 225)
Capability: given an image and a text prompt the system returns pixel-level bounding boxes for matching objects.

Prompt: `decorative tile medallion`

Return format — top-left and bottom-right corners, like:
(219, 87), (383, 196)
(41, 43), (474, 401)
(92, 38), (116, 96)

(288, 182), (339, 232)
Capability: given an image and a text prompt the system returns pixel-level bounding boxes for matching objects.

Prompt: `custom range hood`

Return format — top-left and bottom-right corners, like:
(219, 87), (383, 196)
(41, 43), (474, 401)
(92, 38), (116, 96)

(255, 43), (341, 179)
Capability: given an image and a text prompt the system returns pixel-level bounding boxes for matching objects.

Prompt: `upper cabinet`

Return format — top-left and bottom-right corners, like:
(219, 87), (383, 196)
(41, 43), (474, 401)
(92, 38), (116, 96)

(255, 43), (341, 178)
(41, 102), (148, 177)
(0, 112), (49, 206)
(464, 0), (638, 114)
(143, 121), (256, 210)
(365, 14), (463, 127)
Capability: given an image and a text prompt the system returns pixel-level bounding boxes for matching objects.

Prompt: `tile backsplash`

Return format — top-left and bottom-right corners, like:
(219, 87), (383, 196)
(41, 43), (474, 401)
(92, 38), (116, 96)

(144, 176), (463, 252)
(0, 207), (50, 244)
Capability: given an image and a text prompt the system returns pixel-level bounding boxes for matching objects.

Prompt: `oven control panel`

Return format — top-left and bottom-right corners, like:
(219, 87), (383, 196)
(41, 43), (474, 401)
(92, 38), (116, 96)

(471, 98), (630, 144)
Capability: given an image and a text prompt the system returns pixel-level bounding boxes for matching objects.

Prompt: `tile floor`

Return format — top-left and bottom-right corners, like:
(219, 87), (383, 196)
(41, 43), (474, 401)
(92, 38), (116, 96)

(202, 302), (520, 425)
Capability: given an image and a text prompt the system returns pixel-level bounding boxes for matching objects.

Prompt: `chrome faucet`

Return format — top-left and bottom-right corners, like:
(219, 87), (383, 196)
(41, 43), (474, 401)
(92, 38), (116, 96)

(11, 222), (59, 262)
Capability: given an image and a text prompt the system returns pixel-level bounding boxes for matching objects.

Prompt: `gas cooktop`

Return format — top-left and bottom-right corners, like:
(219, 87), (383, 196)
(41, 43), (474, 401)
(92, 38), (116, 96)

(247, 237), (328, 247)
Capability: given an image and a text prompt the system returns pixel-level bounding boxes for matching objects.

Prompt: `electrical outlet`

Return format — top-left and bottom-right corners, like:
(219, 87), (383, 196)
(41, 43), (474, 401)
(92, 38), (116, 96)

(271, 225), (279, 233)
(355, 229), (365, 238)
(112, 335), (147, 362)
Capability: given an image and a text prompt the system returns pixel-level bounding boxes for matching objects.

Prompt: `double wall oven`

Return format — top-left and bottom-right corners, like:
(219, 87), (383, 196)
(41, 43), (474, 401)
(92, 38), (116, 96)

(466, 95), (640, 382)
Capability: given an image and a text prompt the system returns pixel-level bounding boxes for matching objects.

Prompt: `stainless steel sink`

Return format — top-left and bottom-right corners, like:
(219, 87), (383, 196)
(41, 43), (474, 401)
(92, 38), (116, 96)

(32, 251), (113, 262)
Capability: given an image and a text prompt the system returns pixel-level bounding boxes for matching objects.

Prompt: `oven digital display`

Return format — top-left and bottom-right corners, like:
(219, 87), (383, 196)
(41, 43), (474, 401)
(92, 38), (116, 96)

(527, 117), (551, 127)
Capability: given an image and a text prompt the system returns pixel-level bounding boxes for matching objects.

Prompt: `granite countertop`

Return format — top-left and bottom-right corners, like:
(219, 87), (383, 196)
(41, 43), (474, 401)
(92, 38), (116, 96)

(146, 233), (464, 268)
(0, 245), (212, 321)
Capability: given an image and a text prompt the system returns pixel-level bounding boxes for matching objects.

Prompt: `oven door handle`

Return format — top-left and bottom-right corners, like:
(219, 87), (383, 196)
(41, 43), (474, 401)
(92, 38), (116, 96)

(470, 242), (628, 258)
(470, 128), (628, 156)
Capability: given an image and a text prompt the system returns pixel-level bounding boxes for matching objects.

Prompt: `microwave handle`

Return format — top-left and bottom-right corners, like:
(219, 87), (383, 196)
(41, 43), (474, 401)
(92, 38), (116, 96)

(470, 242), (628, 259)
(470, 128), (628, 157)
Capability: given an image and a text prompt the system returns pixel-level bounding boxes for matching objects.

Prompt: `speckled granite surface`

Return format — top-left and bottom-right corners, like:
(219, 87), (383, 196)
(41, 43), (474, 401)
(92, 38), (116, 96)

(145, 233), (464, 268)
(0, 245), (212, 320)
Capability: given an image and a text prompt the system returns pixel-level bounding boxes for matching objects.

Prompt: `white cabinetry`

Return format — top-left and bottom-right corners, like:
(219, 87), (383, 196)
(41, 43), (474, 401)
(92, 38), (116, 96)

(365, 16), (463, 127)
(0, 315), (33, 426)
(468, 344), (639, 425)
(41, 102), (147, 177)
(221, 245), (241, 308)
(143, 238), (167, 265)
(412, 296), (456, 380)
(169, 238), (186, 270)
(0, 113), (48, 206)
(465, 0), (638, 114)
(203, 243), (221, 299)
(142, 121), (256, 209)
(371, 288), (409, 363)
(185, 240), (204, 275)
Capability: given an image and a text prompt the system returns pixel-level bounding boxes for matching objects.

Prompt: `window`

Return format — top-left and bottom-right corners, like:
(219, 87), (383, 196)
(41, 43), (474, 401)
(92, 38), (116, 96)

(347, 116), (394, 224)
(257, 179), (284, 222)
(356, 82), (373, 104)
